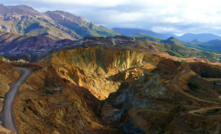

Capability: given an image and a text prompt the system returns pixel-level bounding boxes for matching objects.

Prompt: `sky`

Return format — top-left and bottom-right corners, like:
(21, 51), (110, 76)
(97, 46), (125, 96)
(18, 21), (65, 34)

(1, 0), (221, 36)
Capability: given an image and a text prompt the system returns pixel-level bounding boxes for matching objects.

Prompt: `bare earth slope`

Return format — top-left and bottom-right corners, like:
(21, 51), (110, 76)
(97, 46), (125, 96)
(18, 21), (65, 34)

(9, 45), (221, 133)
(0, 58), (21, 133)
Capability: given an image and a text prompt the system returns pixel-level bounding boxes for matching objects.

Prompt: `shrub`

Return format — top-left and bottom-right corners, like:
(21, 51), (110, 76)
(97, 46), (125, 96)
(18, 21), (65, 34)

(188, 80), (199, 90)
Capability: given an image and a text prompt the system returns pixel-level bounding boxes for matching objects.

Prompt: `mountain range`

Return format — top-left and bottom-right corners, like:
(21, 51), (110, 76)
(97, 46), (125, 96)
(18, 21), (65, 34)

(1, 4), (221, 134)
(113, 28), (221, 42)
(128, 32), (221, 53)
(0, 30), (220, 63)
(112, 28), (168, 39)
(0, 4), (121, 40)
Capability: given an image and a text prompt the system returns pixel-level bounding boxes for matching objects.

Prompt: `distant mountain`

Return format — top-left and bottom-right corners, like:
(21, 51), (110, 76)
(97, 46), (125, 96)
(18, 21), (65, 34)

(112, 28), (167, 39)
(0, 31), (72, 61)
(129, 33), (163, 42)
(205, 39), (221, 46)
(0, 29), (220, 63)
(112, 28), (221, 43)
(130, 33), (221, 54)
(44, 11), (120, 38)
(176, 33), (221, 42)
(162, 33), (179, 39)
(192, 38), (204, 43)
(0, 4), (121, 40)
(196, 39), (221, 53)
(161, 37), (187, 47)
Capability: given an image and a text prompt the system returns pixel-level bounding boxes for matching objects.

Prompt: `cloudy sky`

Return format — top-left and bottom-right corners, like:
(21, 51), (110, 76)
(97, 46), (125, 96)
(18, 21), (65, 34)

(1, 0), (221, 35)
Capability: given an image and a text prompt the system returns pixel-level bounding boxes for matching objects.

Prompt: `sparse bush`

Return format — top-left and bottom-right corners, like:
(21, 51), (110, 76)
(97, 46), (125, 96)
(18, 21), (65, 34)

(43, 90), (53, 95)
(188, 80), (199, 90)
(181, 60), (186, 63)
(201, 71), (211, 78)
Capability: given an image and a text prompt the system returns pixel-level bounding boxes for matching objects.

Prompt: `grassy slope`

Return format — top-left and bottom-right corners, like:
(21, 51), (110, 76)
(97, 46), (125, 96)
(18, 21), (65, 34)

(129, 33), (163, 42)
(129, 33), (221, 62)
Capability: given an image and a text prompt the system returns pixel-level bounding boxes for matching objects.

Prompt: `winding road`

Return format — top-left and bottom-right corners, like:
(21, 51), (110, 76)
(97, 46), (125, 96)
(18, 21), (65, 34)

(172, 67), (219, 104)
(2, 67), (31, 134)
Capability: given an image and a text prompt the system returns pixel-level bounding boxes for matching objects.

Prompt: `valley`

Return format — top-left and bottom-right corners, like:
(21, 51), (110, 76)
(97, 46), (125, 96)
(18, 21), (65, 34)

(0, 3), (221, 134)
(1, 43), (221, 133)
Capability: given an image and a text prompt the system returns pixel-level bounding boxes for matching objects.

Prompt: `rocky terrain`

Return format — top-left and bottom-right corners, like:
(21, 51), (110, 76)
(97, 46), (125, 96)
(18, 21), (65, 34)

(1, 3), (221, 134)
(0, 19), (221, 133)
(1, 33), (220, 64)
(0, 4), (120, 40)
(4, 44), (219, 134)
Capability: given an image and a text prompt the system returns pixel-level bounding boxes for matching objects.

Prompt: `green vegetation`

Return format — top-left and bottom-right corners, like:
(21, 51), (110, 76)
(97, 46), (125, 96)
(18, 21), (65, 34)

(201, 71), (211, 78)
(129, 33), (221, 62)
(188, 80), (200, 91)
(161, 37), (187, 47)
(43, 90), (53, 95)
(25, 99), (31, 104)
(129, 33), (163, 42)
(165, 50), (182, 57)
(192, 38), (205, 43)
(130, 33), (221, 62)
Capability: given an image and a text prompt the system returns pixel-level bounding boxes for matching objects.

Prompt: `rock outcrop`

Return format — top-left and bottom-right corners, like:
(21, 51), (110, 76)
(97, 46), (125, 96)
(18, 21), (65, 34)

(9, 45), (221, 134)
(38, 47), (162, 100)
(13, 65), (122, 134)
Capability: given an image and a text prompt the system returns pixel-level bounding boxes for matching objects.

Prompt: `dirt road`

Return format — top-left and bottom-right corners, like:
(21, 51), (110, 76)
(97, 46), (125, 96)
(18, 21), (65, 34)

(172, 67), (219, 104)
(2, 67), (31, 134)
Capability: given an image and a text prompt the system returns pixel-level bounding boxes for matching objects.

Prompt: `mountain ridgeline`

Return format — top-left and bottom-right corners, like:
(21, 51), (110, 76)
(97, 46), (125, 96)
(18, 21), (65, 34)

(1, 4), (221, 134)
(113, 28), (221, 42)
(0, 4), (121, 40)
(0, 30), (220, 63)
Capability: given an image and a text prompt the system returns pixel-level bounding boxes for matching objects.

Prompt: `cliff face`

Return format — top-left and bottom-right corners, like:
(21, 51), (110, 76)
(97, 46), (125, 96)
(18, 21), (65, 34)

(100, 59), (221, 134)
(38, 47), (162, 100)
(13, 65), (122, 134)
(12, 46), (221, 134)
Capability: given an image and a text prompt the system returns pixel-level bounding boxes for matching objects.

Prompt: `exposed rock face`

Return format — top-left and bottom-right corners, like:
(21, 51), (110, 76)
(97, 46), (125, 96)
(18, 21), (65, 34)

(1, 33), (220, 65)
(11, 44), (221, 134)
(8, 44), (221, 134)
(100, 59), (221, 133)
(13, 65), (122, 134)
(0, 55), (10, 62)
(38, 47), (162, 100)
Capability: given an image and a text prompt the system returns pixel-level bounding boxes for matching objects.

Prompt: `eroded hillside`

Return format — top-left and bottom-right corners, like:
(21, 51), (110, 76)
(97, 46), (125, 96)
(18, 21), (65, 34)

(0, 59), (21, 112)
(10, 46), (221, 134)
(0, 57), (21, 133)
